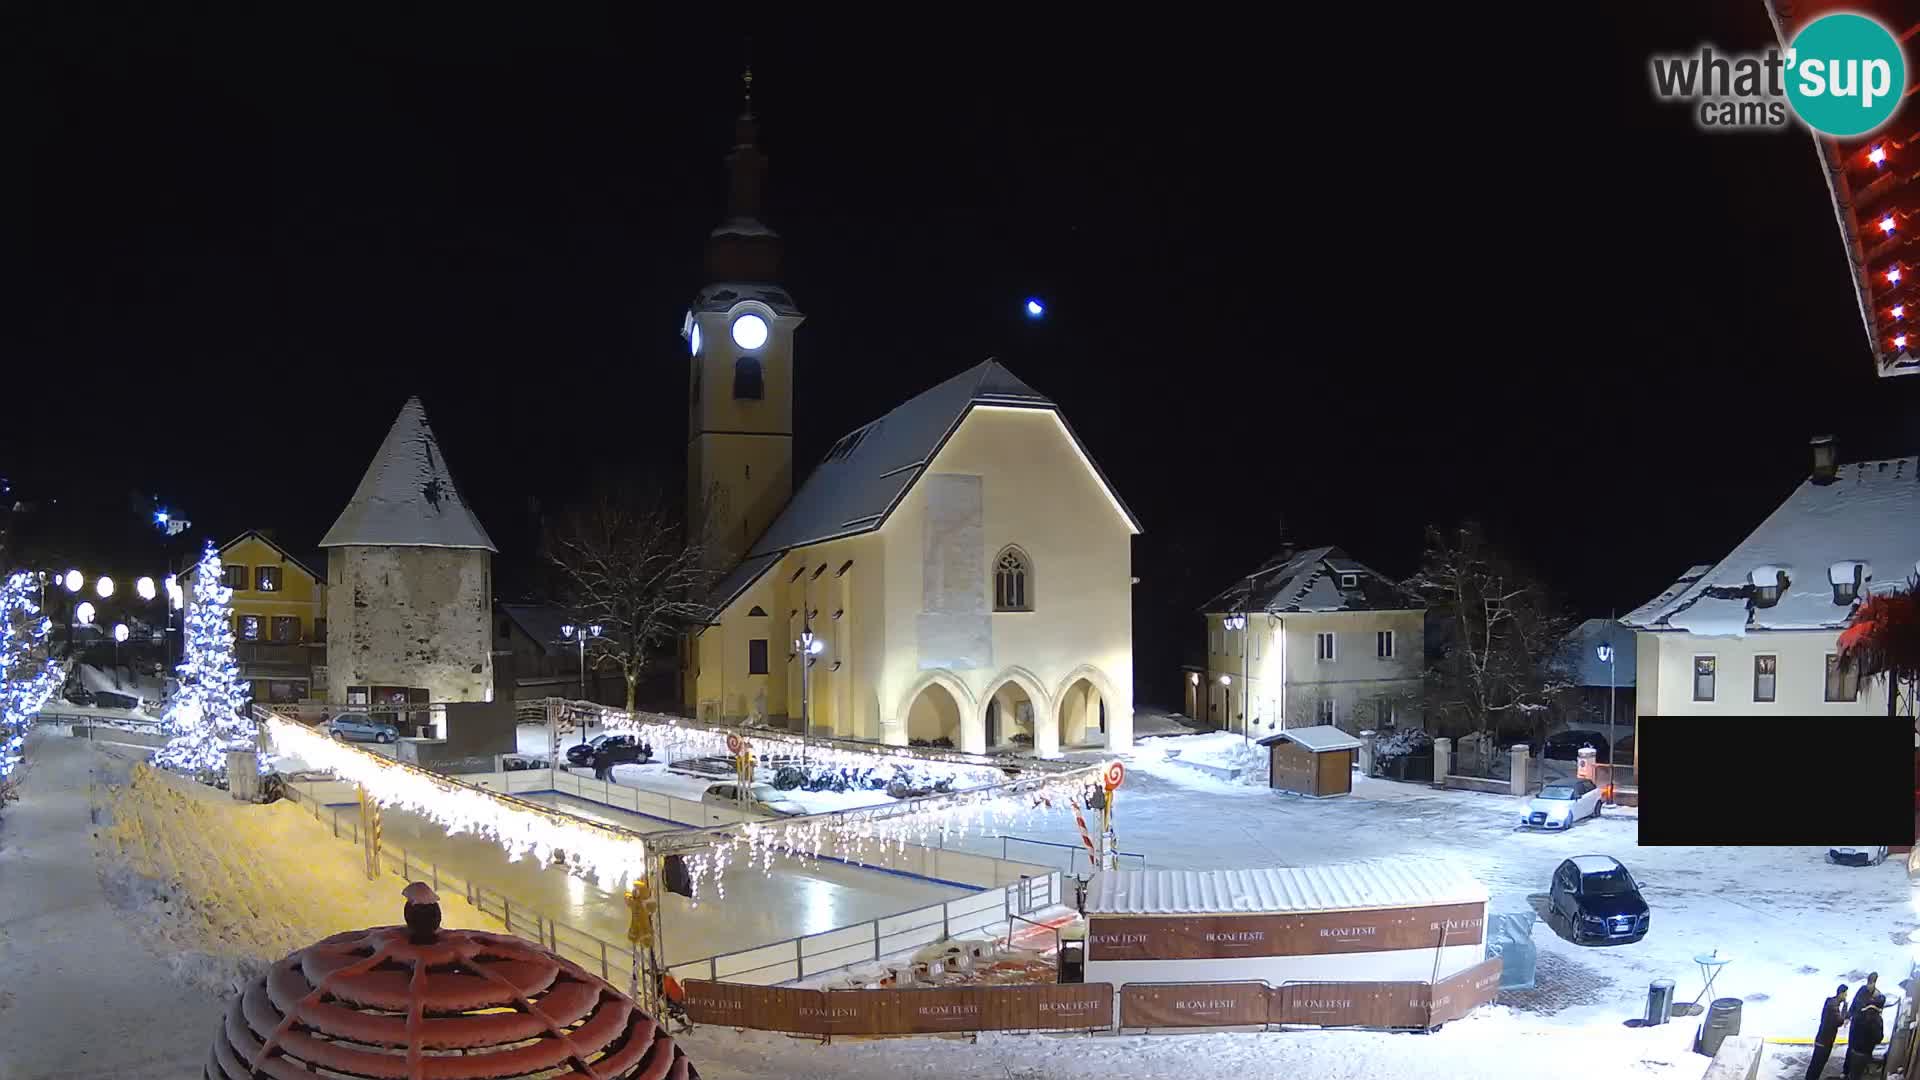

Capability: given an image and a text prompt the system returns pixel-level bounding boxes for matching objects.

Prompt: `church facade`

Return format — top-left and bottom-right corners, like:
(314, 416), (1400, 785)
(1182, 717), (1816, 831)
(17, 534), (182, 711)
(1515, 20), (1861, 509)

(680, 92), (1140, 756)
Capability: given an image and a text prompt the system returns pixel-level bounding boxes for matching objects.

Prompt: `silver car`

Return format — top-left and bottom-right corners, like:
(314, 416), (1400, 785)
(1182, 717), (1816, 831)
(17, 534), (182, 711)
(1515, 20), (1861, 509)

(702, 782), (805, 817)
(327, 713), (399, 744)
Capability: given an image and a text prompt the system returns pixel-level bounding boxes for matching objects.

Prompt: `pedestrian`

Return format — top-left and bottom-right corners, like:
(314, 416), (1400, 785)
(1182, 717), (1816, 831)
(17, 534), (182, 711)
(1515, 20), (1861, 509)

(1843, 993), (1885, 1080)
(593, 745), (614, 782)
(1807, 984), (1849, 1080)
(1852, 973), (1880, 1018)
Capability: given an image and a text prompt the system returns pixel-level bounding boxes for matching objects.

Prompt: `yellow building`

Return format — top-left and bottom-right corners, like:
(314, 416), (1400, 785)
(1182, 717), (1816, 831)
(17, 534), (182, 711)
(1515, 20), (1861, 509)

(680, 97), (1141, 756)
(189, 530), (328, 705)
(1191, 546), (1425, 738)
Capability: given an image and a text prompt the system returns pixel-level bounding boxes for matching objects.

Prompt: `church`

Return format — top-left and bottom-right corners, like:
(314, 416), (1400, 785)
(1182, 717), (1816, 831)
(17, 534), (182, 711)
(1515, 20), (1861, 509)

(680, 88), (1141, 757)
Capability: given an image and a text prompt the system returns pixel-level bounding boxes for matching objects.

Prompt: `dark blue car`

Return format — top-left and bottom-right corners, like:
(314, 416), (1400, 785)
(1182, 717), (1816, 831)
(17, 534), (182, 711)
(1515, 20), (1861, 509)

(1549, 855), (1649, 945)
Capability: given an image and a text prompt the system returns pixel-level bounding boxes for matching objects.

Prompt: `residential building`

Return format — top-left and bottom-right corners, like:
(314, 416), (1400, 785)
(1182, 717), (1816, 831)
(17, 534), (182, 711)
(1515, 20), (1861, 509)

(1623, 439), (1917, 764)
(320, 396), (497, 736)
(1555, 617), (1637, 748)
(1189, 545), (1425, 738)
(493, 602), (628, 706)
(681, 97), (1140, 756)
(185, 530), (327, 705)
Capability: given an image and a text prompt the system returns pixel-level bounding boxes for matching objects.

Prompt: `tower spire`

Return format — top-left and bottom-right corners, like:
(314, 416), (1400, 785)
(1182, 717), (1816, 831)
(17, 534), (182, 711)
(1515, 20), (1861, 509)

(707, 61), (780, 282)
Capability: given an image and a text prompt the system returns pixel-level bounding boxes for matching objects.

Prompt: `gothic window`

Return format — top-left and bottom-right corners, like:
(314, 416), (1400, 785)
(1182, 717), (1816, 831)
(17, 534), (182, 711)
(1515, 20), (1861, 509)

(733, 355), (763, 400)
(994, 546), (1032, 612)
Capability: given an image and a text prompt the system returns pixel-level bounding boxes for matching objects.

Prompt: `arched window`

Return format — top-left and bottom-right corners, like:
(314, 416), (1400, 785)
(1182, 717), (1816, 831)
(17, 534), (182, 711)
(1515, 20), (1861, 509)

(733, 355), (764, 400)
(994, 546), (1033, 612)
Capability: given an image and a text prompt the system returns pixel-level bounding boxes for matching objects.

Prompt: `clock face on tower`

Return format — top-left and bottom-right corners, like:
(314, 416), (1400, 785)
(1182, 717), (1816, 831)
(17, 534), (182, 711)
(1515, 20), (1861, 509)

(731, 313), (769, 351)
(689, 323), (702, 356)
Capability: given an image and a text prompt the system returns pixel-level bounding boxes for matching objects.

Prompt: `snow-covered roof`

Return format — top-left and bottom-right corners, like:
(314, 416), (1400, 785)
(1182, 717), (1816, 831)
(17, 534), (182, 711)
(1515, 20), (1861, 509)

(1622, 457), (1920, 636)
(694, 282), (801, 318)
(319, 397), (497, 552)
(1569, 855), (1623, 875)
(1200, 546), (1417, 615)
(496, 603), (572, 654)
(213, 530), (324, 584)
(1257, 724), (1361, 753)
(705, 360), (1141, 613)
(1563, 617), (1636, 688)
(1086, 859), (1487, 916)
(708, 217), (779, 239)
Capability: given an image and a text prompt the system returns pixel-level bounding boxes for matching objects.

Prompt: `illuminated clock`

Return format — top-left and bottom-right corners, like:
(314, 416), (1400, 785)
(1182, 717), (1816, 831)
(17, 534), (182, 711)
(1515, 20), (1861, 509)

(731, 313), (769, 351)
(689, 322), (702, 356)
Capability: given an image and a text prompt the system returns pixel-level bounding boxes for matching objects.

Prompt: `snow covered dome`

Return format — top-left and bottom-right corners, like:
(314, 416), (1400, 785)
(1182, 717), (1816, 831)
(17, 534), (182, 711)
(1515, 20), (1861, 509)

(205, 884), (695, 1079)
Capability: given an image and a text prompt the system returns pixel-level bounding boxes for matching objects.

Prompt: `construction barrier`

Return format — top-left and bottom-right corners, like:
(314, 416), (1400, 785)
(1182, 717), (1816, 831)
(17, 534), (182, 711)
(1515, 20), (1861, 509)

(682, 979), (1114, 1036)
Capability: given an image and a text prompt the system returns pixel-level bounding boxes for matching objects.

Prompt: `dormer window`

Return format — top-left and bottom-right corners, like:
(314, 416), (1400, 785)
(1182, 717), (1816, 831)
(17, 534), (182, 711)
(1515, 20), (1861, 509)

(1339, 573), (1358, 589)
(1749, 566), (1788, 608)
(1830, 561), (1868, 606)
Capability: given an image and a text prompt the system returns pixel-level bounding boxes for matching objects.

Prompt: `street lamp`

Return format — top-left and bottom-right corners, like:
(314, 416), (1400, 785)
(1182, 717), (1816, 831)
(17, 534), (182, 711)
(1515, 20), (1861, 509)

(113, 622), (129, 680)
(795, 628), (825, 736)
(559, 623), (603, 702)
(96, 575), (114, 599)
(1597, 623), (1618, 799)
(63, 570), (82, 593)
(75, 601), (95, 626)
(136, 576), (156, 601)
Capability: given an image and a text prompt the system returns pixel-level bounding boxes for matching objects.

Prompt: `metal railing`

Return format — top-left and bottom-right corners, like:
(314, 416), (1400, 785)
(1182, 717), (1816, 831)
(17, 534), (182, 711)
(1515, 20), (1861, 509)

(663, 870), (1060, 987)
(1001, 834), (1148, 876)
(276, 781), (654, 1000)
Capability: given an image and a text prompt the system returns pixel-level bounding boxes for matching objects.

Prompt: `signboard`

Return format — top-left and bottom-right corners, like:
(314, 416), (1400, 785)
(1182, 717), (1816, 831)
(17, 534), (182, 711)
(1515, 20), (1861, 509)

(1087, 902), (1486, 962)
(681, 981), (1113, 1035)
(1119, 982), (1270, 1028)
(1271, 980), (1431, 1030)
(1428, 956), (1503, 1025)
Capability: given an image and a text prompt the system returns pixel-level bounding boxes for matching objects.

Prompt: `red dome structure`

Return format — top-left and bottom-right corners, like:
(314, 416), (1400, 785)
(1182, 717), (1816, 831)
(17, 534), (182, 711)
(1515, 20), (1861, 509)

(207, 884), (696, 1080)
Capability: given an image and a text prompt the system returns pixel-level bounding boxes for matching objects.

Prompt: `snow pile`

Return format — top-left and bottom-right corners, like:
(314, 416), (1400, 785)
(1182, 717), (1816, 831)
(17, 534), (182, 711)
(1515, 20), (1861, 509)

(92, 757), (504, 995)
(1122, 731), (1270, 792)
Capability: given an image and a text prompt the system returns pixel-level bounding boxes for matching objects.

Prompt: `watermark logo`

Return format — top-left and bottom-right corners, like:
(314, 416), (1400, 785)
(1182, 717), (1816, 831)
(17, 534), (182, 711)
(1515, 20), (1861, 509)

(1650, 13), (1905, 135)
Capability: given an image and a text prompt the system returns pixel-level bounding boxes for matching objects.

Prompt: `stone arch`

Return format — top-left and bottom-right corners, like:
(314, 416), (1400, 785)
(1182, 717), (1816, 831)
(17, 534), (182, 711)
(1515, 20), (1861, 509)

(1053, 664), (1121, 750)
(895, 669), (977, 750)
(980, 666), (1053, 756)
(975, 661), (1052, 753)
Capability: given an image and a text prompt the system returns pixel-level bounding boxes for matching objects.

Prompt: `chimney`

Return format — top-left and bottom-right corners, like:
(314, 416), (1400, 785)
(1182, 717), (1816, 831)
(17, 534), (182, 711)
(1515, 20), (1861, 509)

(1810, 435), (1838, 485)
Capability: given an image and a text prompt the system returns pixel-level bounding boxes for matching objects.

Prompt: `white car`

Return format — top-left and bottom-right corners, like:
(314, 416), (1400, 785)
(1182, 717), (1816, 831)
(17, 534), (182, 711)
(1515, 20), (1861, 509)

(702, 782), (806, 817)
(1828, 845), (1889, 867)
(1521, 778), (1603, 830)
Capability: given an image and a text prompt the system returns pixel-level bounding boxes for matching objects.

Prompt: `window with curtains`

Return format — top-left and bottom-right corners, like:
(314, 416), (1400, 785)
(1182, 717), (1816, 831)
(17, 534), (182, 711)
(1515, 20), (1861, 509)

(1754, 655), (1777, 702)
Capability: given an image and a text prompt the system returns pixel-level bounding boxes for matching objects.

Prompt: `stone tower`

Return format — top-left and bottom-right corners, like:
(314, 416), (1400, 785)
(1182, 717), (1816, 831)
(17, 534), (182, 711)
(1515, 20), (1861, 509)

(685, 72), (805, 567)
(320, 396), (496, 729)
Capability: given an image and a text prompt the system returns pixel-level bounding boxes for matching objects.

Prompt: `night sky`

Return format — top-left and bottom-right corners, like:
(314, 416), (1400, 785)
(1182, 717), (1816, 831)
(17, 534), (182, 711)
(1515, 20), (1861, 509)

(7, 6), (1920, 708)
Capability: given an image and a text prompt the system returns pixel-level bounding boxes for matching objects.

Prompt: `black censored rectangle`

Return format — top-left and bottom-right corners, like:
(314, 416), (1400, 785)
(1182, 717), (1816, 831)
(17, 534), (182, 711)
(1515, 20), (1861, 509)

(1637, 717), (1915, 846)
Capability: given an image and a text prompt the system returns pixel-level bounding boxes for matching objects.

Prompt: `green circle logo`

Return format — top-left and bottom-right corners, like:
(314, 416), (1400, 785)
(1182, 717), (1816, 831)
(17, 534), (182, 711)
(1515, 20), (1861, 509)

(1786, 13), (1906, 137)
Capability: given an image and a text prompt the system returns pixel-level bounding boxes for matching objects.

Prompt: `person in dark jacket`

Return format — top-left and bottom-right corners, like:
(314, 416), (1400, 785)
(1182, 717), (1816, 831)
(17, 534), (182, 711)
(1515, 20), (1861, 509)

(1807, 984), (1850, 1080)
(592, 744), (616, 781)
(1852, 974), (1880, 1018)
(1843, 994), (1886, 1080)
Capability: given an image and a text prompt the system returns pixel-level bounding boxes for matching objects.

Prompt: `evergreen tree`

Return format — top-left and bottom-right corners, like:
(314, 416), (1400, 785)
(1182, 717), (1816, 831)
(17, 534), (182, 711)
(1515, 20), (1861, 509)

(1, 571), (61, 798)
(156, 542), (257, 774)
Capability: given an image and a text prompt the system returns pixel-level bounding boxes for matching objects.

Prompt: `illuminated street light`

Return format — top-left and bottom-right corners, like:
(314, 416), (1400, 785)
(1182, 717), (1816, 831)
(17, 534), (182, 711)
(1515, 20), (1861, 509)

(96, 576), (114, 599)
(75, 601), (95, 625)
(113, 623), (129, 643)
(1025, 298), (1045, 318)
(63, 570), (82, 593)
(136, 576), (156, 601)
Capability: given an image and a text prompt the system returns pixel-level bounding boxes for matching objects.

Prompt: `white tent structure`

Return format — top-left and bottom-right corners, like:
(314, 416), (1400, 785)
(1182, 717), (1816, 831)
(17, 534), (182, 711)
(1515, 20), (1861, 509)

(1084, 860), (1489, 991)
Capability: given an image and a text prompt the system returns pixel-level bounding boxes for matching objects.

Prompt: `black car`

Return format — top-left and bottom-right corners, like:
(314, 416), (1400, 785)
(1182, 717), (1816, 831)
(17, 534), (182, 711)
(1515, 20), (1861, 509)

(1543, 730), (1611, 763)
(566, 734), (652, 767)
(1548, 855), (1650, 945)
(590, 736), (652, 769)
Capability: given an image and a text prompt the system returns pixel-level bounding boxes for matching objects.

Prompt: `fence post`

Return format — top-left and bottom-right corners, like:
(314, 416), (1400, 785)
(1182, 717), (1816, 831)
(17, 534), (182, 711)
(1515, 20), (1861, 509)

(401, 850), (410, 880)
(504, 897), (512, 931)
(601, 940), (609, 981)
(943, 902), (951, 940)
(331, 807), (338, 838)
(432, 862), (439, 894)
(795, 937), (805, 979)
(873, 920), (881, 962)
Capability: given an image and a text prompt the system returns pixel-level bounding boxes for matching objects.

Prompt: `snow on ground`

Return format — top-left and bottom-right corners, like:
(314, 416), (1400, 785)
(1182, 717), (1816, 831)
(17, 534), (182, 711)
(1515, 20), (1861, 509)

(93, 743), (507, 997)
(677, 1005), (1710, 1080)
(1007, 730), (1910, 1078)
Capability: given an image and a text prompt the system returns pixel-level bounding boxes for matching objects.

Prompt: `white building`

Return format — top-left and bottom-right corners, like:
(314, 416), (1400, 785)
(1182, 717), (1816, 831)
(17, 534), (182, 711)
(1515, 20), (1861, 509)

(1622, 440), (1918, 748)
(681, 95), (1141, 756)
(1188, 545), (1425, 738)
(320, 396), (498, 733)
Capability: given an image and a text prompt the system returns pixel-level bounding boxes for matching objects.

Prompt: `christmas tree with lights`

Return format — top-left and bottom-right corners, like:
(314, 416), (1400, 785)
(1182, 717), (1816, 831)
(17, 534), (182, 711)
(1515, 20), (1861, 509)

(0, 571), (61, 799)
(156, 542), (257, 775)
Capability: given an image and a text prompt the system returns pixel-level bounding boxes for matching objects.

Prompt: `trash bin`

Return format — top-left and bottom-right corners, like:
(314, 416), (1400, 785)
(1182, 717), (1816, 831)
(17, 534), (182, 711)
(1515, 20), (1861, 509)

(1645, 979), (1676, 1026)
(1697, 997), (1742, 1056)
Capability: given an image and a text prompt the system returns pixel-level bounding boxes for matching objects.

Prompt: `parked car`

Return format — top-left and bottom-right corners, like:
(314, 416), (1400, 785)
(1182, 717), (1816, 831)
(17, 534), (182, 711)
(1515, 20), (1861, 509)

(702, 782), (805, 817)
(565, 734), (615, 766)
(1543, 730), (1611, 763)
(327, 713), (399, 743)
(1828, 845), (1889, 867)
(569, 734), (653, 768)
(92, 689), (142, 711)
(62, 684), (95, 707)
(1521, 778), (1603, 830)
(1547, 855), (1649, 945)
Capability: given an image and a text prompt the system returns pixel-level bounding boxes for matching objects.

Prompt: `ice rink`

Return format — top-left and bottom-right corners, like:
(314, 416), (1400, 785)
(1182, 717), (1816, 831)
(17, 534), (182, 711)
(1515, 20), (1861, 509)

(335, 787), (972, 965)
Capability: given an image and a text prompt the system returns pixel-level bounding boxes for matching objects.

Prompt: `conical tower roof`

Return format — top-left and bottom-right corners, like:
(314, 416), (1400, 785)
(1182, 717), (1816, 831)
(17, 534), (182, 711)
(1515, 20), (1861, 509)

(319, 397), (497, 551)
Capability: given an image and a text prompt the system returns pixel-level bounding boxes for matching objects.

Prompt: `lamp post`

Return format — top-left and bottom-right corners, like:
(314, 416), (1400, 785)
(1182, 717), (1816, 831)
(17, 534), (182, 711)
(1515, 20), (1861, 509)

(795, 623), (825, 737)
(1597, 621), (1617, 800)
(559, 623), (604, 702)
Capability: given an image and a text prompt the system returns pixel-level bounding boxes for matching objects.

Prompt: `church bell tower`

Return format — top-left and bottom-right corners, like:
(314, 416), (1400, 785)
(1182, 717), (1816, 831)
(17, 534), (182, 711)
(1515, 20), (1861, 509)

(686, 68), (804, 568)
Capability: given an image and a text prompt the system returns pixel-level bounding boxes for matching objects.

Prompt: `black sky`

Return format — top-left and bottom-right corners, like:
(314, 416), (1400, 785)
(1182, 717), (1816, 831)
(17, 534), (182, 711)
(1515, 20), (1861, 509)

(6, 5), (1920, 707)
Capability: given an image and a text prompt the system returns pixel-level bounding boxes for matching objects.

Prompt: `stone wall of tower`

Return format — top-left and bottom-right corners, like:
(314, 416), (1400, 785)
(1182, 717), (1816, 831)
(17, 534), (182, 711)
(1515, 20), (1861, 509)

(325, 545), (493, 709)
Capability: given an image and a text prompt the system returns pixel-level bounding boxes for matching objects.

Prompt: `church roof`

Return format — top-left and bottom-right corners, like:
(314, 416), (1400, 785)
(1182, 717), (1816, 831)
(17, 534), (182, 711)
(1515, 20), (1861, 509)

(704, 359), (1139, 614)
(695, 282), (801, 317)
(320, 396), (498, 552)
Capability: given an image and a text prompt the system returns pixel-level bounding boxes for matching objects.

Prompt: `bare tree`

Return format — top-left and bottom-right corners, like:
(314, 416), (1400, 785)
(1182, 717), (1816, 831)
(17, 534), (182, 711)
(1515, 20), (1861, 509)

(544, 478), (722, 714)
(1403, 522), (1576, 746)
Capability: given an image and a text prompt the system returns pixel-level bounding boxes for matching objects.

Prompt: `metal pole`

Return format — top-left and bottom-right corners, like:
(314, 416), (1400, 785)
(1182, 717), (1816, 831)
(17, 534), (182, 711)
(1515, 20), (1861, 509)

(1242, 576), (1252, 744)
(1607, 611), (1617, 798)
